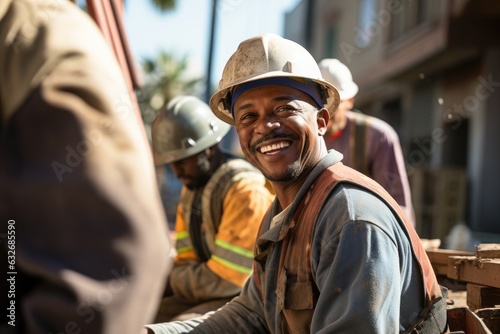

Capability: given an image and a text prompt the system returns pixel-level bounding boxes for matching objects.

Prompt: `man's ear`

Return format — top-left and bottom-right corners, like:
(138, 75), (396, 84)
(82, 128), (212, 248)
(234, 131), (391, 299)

(317, 108), (330, 135)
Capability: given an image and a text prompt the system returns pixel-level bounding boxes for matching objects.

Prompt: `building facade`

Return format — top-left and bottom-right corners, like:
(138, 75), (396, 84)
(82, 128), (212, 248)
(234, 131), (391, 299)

(284, 0), (500, 240)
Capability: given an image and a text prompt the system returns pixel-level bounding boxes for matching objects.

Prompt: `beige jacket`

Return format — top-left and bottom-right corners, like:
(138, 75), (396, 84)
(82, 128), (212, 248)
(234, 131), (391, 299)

(0, 0), (171, 333)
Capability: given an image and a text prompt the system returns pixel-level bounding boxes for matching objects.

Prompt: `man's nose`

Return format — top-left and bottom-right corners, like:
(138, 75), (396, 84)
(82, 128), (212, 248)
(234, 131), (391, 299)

(255, 112), (281, 133)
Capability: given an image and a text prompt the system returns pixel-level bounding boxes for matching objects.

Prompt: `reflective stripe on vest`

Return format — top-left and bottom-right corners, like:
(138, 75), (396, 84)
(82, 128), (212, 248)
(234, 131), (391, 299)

(212, 239), (254, 275)
(175, 230), (193, 256)
(178, 158), (265, 272)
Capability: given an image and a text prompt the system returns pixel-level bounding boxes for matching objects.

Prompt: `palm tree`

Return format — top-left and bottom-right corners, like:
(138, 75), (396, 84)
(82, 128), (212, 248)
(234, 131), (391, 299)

(136, 50), (202, 227)
(136, 50), (202, 128)
(121, 0), (176, 12)
(146, 0), (218, 102)
(150, 0), (176, 12)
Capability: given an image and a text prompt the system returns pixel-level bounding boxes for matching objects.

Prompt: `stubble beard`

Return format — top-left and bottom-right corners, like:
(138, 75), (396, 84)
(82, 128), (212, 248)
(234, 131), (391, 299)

(263, 161), (301, 183)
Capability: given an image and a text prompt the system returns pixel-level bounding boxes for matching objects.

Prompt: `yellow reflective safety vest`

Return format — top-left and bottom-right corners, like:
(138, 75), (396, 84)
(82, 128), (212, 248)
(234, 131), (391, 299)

(175, 158), (274, 290)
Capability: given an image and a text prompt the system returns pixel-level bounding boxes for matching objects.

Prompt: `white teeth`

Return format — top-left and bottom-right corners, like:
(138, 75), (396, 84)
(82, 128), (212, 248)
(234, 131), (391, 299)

(260, 142), (290, 154)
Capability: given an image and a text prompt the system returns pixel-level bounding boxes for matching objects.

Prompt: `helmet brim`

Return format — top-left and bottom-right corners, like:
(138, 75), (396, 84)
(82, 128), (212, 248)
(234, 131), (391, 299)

(337, 82), (359, 100)
(153, 122), (230, 166)
(210, 73), (340, 126)
(153, 124), (231, 166)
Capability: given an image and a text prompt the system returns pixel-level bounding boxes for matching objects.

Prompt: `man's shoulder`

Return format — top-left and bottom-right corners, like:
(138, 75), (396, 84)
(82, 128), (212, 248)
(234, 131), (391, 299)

(313, 165), (400, 229)
(314, 182), (400, 244)
(210, 158), (265, 190)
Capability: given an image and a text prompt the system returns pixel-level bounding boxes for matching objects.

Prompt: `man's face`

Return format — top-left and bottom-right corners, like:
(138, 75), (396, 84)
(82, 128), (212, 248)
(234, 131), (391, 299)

(170, 151), (211, 190)
(325, 98), (353, 136)
(233, 84), (329, 183)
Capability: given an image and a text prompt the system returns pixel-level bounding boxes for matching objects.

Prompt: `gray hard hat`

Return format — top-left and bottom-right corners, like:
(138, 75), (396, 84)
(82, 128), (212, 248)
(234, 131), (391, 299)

(152, 95), (231, 165)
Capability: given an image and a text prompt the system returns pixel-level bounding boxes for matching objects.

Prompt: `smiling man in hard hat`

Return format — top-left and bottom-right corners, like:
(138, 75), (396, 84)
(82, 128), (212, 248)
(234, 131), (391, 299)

(142, 34), (447, 334)
(150, 96), (274, 323)
(318, 58), (415, 226)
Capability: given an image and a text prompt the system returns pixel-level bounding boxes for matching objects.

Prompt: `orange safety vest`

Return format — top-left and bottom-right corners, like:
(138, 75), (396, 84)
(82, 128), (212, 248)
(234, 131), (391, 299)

(254, 162), (448, 333)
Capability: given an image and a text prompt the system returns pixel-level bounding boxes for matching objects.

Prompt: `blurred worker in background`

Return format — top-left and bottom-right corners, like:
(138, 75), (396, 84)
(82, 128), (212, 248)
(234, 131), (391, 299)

(151, 95), (274, 322)
(318, 58), (415, 225)
(0, 0), (172, 333)
(142, 34), (447, 334)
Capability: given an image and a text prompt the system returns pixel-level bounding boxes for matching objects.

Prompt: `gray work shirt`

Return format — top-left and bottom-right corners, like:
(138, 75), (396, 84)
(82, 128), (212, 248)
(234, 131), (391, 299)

(147, 150), (424, 334)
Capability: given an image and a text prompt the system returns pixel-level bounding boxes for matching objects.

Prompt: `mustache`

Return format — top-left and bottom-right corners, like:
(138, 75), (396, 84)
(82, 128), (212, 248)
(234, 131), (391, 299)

(250, 132), (299, 152)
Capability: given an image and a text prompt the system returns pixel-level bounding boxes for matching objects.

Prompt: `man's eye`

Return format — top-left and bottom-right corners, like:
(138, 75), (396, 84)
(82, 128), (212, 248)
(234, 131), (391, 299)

(238, 112), (256, 124)
(276, 105), (297, 114)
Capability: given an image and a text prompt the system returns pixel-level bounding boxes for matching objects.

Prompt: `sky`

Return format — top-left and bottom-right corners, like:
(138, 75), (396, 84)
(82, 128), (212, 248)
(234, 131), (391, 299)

(123, 0), (301, 94)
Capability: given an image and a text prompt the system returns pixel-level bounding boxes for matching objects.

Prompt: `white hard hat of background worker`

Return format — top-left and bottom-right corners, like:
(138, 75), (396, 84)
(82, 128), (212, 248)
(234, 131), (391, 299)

(152, 95), (231, 165)
(209, 34), (340, 125)
(317, 58), (358, 100)
(318, 58), (359, 135)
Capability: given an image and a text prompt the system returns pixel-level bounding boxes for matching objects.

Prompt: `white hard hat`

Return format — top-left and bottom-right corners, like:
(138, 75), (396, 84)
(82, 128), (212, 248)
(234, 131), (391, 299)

(318, 58), (359, 100)
(152, 96), (230, 165)
(210, 34), (340, 125)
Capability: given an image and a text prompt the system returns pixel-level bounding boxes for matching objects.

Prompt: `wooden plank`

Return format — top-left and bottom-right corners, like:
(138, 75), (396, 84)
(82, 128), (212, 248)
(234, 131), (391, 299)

(427, 248), (475, 264)
(421, 239), (441, 250)
(447, 307), (493, 334)
(432, 263), (449, 276)
(467, 283), (500, 311)
(476, 308), (500, 334)
(426, 248), (474, 276)
(477, 244), (500, 259)
(447, 256), (500, 288)
(431, 263), (448, 276)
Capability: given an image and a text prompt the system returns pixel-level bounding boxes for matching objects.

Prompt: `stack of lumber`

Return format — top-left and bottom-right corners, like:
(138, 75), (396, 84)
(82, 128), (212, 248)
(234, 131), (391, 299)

(426, 244), (500, 333)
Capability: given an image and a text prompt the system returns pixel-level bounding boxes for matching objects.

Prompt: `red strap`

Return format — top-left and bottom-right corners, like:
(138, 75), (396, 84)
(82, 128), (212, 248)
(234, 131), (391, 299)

(254, 162), (441, 309)
(324, 163), (442, 303)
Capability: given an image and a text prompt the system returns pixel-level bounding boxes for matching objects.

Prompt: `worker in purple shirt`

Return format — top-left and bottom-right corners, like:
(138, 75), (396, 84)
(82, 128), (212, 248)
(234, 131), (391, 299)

(318, 58), (415, 225)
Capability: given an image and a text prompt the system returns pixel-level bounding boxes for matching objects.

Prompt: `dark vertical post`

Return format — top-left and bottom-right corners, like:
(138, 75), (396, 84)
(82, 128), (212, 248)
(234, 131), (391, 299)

(305, 0), (315, 50)
(205, 0), (218, 103)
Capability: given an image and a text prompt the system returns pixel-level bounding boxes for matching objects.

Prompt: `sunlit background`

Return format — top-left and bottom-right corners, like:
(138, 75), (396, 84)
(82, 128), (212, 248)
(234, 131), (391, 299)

(86, 0), (500, 248)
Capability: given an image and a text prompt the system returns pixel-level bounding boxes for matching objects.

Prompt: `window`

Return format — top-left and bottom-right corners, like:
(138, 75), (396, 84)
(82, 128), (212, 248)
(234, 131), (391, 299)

(388, 0), (440, 42)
